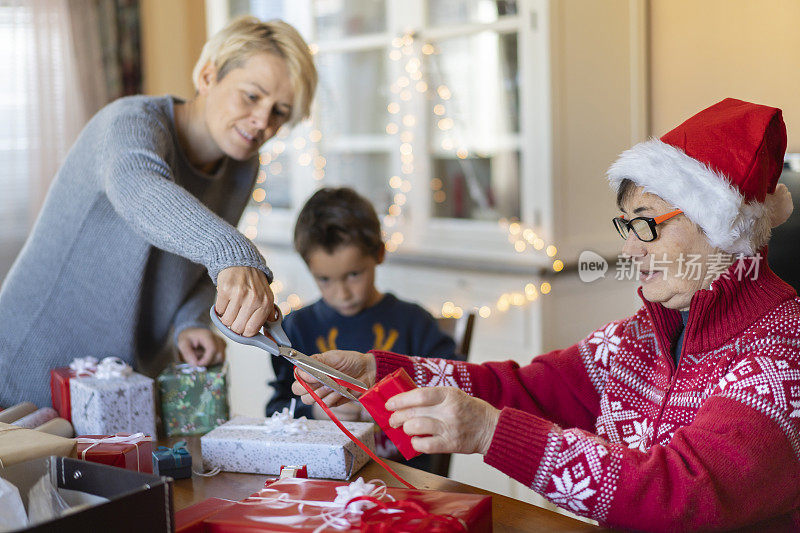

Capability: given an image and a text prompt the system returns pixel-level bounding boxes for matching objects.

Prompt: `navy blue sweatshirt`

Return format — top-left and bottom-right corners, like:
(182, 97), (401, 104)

(266, 293), (457, 419)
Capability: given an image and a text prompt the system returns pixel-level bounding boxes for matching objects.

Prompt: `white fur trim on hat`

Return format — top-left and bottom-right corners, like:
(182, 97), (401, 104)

(607, 138), (766, 255)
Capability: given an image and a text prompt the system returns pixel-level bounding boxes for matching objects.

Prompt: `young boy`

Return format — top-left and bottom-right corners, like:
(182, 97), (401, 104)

(266, 187), (458, 425)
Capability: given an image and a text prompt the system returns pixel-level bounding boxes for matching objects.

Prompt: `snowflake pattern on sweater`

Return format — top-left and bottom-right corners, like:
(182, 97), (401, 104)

(393, 263), (800, 529)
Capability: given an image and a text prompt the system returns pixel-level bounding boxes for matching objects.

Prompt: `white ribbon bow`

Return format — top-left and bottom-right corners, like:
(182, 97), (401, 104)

(225, 399), (309, 435)
(175, 363), (207, 374)
(241, 477), (392, 532)
(262, 405), (309, 434)
(69, 356), (99, 376)
(93, 357), (132, 379)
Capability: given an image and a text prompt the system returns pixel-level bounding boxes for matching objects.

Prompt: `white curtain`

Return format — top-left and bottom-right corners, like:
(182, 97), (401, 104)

(0, 0), (107, 276)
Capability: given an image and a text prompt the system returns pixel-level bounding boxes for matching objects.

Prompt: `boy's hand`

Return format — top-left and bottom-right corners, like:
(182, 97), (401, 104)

(215, 266), (275, 337)
(292, 350), (376, 407)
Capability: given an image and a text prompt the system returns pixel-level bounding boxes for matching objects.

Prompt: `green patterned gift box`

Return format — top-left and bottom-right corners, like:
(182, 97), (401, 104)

(157, 363), (229, 437)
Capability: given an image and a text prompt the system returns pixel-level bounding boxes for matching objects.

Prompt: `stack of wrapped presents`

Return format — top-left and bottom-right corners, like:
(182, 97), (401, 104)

(0, 357), (490, 531)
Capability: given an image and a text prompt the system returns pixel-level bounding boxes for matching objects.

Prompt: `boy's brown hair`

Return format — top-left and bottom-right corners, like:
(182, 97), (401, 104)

(294, 187), (384, 262)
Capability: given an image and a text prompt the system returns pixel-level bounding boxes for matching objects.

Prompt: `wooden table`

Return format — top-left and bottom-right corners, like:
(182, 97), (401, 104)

(169, 437), (604, 532)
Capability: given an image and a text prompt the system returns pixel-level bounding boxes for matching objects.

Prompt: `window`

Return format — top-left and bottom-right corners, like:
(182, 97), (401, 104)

(214, 0), (551, 266)
(0, 5), (32, 246)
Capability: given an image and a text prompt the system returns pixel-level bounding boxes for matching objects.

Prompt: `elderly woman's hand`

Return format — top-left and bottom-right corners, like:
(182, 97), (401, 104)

(291, 350), (377, 408)
(387, 387), (500, 455)
(215, 266), (275, 337)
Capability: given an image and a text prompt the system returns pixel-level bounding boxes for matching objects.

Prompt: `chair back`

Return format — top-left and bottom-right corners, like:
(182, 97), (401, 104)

(436, 312), (476, 361)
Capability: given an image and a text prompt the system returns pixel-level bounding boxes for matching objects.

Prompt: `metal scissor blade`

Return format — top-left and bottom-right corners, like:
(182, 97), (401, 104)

(280, 347), (365, 402)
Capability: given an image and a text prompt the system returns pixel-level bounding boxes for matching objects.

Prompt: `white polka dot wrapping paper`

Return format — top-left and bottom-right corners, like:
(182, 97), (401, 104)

(200, 416), (376, 480)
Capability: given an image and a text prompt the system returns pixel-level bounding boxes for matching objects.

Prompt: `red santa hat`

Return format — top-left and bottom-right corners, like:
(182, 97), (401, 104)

(607, 98), (786, 255)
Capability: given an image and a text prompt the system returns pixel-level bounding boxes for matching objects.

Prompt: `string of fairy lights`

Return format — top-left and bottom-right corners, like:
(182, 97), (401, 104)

(244, 33), (563, 320)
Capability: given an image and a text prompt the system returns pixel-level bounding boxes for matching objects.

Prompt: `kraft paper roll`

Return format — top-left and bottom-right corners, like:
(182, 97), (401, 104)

(12, 407), (58, 429)
(0, 402), (37, 424)
(34, 417), (74, 438)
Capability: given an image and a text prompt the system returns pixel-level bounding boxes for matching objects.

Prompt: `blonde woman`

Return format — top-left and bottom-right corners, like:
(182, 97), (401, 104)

(0, 16), (316, 407)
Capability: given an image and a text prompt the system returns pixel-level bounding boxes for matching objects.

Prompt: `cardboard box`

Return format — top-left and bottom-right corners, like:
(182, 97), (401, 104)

(0, 455), (174, 531)
(0, 423), (76, 467)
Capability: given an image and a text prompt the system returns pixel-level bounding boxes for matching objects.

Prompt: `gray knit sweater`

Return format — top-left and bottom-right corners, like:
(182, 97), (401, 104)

(0, 95), (272, 407)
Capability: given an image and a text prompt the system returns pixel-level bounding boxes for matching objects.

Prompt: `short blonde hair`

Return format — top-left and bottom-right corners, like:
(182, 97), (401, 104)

(193, 16), (317, 124)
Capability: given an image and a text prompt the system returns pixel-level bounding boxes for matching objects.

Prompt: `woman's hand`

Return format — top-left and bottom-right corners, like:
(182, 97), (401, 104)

(291, 350), (376, 408)
(387, 387), (500, 455)
(177, 328), (226, 366)
(215, 266), (274, 336)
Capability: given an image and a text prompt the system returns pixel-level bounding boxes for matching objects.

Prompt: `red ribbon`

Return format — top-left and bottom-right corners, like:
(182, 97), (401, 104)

(346, 496), (467, 532)
(294, 369), (415, 490)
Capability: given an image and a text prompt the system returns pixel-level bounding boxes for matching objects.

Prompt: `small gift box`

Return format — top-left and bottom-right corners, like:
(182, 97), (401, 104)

(69, 357), (157, 437)
(202, 477), (492, 532)
(50, 356), (99, 422)
(76, 433), (154, 473)
(153, 440), (192, 479)
(359, 368), (420, 460)
(200, 412), (375, 480)
(0, 422), (76, 467)
(157, 363), (229, 437)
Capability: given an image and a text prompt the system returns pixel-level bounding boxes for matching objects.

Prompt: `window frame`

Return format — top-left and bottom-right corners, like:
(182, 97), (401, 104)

(207, 0), (553, 270)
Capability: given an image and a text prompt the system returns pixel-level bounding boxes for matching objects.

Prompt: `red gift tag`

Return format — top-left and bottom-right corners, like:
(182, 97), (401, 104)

(359, 368), (421, 460)
(279, 465), (308, 479)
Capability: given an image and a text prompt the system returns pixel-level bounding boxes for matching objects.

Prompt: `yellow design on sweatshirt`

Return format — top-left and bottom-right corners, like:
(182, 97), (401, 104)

(316, 328), (339, 352)
(314, 323), (399, 352)
(372, 323), (399, 352)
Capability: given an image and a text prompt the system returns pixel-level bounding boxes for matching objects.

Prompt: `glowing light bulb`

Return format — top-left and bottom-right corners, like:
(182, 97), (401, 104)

(252, 188), (266, 203)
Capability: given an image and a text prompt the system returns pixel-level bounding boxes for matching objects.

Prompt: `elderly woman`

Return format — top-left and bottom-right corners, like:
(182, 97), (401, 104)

(294, 98), (800, 531)
(0, 16), (316, 408)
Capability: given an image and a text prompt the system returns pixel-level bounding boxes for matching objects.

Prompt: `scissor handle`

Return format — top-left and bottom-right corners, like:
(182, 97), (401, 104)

(209, 307), (280, 356)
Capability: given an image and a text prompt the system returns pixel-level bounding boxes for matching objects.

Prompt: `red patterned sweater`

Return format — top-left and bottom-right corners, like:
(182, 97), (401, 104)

(372, 261), (800, 531)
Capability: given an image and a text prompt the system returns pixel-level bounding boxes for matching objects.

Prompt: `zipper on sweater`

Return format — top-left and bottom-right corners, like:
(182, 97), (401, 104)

(652, 328), (688, 440)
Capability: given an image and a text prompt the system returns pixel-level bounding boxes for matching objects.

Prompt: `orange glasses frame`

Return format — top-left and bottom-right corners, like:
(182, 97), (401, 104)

(613, 209), (683, 242)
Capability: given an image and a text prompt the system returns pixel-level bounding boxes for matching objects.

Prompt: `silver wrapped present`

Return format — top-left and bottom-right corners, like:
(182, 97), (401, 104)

(200, 414), (375, 479)
(69, 358), (157, 437)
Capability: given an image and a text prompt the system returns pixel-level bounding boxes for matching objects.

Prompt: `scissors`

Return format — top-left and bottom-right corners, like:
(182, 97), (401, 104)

(209, 306), (367, 402)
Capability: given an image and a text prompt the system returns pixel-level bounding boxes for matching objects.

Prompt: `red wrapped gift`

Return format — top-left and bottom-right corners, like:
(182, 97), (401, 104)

(203, 477), (491, 532)
(177, 498), (237, 533)
(76, 433), (153, 473)
(50, 357), (98, 422)
(359, 368), (420, 460)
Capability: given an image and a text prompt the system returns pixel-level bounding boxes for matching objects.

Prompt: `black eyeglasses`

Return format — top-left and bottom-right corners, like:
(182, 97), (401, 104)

(612, 209), (682, 242)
